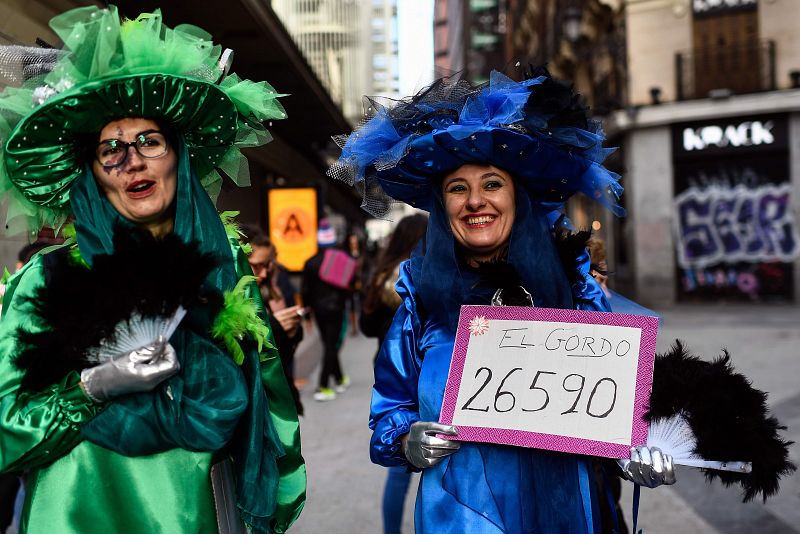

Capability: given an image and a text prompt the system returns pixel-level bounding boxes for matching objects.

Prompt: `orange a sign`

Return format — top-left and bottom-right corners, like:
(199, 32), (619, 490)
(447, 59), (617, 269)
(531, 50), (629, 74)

(268, 188), (318, 272)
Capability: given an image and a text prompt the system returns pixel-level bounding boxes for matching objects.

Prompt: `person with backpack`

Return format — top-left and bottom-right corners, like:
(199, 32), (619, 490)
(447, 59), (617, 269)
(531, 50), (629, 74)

(359, 213), (428, 534)
(301, 219), (355, 401)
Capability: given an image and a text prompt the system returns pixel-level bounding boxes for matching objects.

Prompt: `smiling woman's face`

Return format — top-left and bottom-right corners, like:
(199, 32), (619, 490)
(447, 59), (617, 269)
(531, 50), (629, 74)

(442, 163), (515, 265)
(92, 117), (178, 236)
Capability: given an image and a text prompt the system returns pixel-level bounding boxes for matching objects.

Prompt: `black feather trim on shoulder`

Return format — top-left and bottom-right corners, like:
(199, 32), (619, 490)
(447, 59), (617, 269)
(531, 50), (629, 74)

(14, 226), (223, 394)
(473, 260), (534, 307)
(648, 341), (796, 502)
(553, 228), (592, 284)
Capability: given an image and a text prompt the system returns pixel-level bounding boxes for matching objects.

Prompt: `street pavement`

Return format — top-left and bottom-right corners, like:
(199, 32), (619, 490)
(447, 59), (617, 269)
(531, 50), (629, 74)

(290, 304), (800, 533)
(290, 322), (416, 533)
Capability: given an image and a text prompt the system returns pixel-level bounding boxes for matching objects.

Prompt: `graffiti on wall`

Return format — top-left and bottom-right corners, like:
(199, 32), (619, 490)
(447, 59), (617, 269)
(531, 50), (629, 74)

(680, 262), (790, 299)
(672, 114), (794, 300)
(674, 182), (800, 270)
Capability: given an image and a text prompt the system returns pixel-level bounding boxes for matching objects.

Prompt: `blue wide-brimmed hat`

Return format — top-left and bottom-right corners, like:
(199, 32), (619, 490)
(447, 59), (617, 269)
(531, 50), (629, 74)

(328, 68), (623, 218)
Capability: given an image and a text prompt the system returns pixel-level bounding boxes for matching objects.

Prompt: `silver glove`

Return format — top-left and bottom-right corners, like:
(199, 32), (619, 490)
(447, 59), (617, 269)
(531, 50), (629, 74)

(80, 336), (179, 402)
(617, 445), (677, 488)
(402, 421), (460, 469)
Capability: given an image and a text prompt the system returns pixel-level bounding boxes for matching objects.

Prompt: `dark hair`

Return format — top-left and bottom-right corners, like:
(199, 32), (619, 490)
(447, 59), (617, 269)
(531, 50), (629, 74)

(240, 223), (280, 300)
(18, 241), (50, 265)
(239, 223), (271, 248)
(363, 213), (428, 313)
(153, 118), (179, 150)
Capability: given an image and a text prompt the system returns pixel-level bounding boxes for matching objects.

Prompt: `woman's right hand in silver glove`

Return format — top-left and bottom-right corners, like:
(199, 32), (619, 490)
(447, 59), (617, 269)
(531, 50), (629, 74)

(617, 445), (677, 488)
(80, 336), (180, 402)
(401, 421), (460, 469)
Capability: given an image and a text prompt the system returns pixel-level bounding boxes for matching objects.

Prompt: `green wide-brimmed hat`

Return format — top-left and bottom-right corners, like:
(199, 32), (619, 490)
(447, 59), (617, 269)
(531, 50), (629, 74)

(0, 5), (286, 234)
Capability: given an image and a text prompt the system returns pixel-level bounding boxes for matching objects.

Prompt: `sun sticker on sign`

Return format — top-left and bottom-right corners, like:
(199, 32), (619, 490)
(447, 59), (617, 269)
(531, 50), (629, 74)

(468, 315), (490, 336)
(439, 305), (659, 459)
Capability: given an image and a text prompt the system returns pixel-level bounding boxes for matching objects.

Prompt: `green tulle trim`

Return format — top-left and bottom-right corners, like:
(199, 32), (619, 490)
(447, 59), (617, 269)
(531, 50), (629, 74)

(220, 210), (252, 255)
(211, 276), (274, 365)
(0, 5), (286, 236)
(60, 224), (89, 268)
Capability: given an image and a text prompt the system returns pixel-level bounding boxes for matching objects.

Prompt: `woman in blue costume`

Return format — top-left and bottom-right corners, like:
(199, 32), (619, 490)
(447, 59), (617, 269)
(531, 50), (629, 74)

(329, 68), (675, 533)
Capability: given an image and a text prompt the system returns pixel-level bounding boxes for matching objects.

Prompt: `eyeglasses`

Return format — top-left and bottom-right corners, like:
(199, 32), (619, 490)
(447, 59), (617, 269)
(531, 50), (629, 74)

(95, 130), (169, 168)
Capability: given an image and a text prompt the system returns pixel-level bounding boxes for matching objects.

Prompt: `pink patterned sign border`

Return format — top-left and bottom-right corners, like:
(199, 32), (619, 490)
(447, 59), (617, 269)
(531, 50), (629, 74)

(438, 305), (659, 459)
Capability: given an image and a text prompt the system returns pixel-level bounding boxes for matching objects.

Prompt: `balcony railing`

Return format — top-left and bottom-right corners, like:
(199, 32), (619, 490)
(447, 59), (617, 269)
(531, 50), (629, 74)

(676, 39), (776, 100)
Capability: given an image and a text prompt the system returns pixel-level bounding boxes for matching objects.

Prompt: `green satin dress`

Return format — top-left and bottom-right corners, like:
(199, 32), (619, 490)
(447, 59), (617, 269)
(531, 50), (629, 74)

(0, 150), (305, 532)
(0, 243), (305, 534)
(0, 254), (216, 532)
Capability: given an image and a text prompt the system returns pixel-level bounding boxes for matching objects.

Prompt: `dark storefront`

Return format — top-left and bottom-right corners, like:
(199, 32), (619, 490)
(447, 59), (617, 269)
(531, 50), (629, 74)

(672, 114), (799, 301)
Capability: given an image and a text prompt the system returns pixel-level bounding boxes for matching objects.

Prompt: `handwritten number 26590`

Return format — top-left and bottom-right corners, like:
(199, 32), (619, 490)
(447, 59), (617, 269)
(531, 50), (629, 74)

(460, 367), (617, 418)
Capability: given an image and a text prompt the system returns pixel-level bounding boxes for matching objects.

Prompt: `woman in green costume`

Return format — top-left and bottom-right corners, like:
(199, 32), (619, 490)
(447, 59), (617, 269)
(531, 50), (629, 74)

(0, 6), (304, 533)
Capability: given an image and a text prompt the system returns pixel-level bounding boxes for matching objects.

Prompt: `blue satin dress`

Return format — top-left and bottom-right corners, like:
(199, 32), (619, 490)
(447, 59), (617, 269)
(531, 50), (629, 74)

(369, 258), (611, 533)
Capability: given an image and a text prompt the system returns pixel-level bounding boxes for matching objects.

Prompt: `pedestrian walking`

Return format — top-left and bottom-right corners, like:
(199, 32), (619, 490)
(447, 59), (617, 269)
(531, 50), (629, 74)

(360, 213), (428, 534)
(345, 232), (365, 336)
(301, 219), (354, 401)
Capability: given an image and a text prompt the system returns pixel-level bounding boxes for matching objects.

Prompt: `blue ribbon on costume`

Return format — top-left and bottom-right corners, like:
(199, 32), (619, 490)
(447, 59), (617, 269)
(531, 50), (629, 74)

(577, 459), (595, 529)
(632, 483), (643, 534)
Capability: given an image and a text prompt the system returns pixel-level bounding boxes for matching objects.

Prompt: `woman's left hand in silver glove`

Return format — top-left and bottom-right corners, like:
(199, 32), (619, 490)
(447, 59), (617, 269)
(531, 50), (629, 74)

(80, 336), (179, 402)
(401, 421), (460, 469)
(617, 445), (677, 488)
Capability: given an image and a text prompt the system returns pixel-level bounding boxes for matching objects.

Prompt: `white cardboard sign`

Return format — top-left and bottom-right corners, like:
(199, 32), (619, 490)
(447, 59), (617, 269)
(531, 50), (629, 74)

(439, 306), (658, 458)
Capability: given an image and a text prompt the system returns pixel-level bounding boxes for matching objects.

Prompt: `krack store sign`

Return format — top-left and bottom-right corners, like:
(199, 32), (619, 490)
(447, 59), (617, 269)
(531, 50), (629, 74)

(693, 0), (757, 17)
(682, 120), (774, 152)
(673, 115), (787, 159)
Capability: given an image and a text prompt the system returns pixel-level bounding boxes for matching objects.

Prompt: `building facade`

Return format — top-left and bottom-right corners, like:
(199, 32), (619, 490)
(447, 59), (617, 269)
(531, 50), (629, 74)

(272, 0), (370, 123)
(370, 0), (401, 98)
(434, 0), (506, 83)
(610, 0), (800, 305)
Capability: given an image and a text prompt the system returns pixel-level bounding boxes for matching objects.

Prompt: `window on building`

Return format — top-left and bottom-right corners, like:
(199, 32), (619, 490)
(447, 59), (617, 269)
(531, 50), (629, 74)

(435, 0), (448, 21)
(689, 4), (766, 97)
(470, 0), (497, 12)
(472, 32), (499, 49)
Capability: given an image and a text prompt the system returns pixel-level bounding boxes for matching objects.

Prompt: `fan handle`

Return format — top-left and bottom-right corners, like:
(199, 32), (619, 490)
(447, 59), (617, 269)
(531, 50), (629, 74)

(674, 459), (752, 473)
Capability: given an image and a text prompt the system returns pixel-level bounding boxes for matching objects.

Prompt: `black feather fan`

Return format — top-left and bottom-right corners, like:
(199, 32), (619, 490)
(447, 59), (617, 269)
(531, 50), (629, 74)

(14, 227), (222, 394)
(648, 341), (796, 502)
